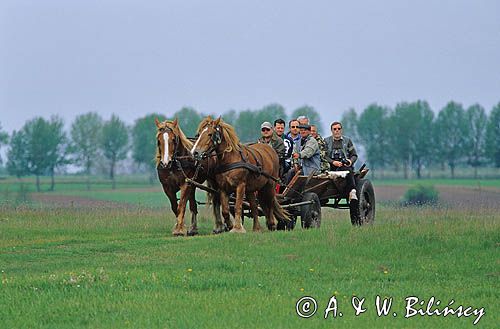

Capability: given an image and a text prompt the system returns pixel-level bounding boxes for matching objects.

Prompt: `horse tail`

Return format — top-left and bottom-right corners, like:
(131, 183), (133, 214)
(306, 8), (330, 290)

(272, 196), (290, 222)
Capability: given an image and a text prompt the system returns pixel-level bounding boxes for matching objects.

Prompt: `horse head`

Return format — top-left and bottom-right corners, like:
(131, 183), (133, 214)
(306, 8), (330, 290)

(191, 116), (229, 160)
(155, 118), (182, 169)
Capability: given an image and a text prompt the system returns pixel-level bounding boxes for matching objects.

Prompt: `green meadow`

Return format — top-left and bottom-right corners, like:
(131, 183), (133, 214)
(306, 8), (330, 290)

(0, 176), (499, 328)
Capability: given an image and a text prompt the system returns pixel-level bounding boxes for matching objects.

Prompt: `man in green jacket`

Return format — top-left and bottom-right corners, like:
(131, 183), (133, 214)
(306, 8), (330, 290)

(258, 121), (285, 177)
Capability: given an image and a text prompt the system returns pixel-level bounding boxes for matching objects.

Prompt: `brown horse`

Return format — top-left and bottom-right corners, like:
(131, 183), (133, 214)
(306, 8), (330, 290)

(155, 118), (228, 236)
(191, 116), (288, 233)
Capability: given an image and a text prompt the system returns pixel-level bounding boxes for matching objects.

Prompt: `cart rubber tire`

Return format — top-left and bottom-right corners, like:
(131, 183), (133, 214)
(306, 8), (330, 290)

(301, 192), (321, 229)
(350, 179), (375, 225)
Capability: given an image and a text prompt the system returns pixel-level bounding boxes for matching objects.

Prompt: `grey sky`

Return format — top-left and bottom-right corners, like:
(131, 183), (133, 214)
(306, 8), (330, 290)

(1, 0), (499, 135)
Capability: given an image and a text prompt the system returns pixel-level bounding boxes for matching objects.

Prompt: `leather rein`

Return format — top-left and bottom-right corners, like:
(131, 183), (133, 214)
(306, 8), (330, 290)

(200, 125), (279, 182)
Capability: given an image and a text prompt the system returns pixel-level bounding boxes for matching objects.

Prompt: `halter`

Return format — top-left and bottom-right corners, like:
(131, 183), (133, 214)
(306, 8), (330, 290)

(196, 125), (222, 160)
(157, 126), (180, 170)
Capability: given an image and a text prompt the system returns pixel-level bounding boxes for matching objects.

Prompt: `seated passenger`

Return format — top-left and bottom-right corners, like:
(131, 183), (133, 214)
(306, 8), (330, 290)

(291, 124), (321, 176)
(258, 121), (285, 177)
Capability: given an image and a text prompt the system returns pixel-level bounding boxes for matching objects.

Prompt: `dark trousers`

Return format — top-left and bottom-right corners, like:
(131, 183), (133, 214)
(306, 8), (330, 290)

(331, 165), (356, 192)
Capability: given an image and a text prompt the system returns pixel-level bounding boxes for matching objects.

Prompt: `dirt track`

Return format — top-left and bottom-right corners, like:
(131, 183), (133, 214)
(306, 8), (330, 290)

(31, 194), (134, 209)
(375, 185), (500, 210)
(30, 185), (499, 211)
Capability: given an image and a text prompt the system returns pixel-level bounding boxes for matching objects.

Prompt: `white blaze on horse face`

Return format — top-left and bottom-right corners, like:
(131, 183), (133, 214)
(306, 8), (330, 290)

(191, 127), (208, 155)
(163, 132), (170, 164)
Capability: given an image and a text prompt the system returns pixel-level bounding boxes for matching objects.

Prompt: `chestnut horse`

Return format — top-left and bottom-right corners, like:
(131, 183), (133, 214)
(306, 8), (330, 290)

(191, 116), (289, 233)
(155, 118), (228, 236)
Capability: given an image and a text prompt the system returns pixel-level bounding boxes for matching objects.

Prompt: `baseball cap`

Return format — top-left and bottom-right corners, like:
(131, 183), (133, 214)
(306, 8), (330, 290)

(261, 122), (273, 130)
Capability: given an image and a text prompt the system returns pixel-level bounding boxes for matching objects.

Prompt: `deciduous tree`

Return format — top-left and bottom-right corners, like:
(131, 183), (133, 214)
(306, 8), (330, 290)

(486, 102), (500, 167)
(132, 113), (166, 184)
(100, 114), (129, 189)
(70, 112), (103, 189)
(435, 101), (467, 178)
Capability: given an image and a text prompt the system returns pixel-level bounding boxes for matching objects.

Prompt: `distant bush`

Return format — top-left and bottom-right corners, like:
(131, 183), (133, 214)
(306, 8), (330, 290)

(402, 184), (439, 205)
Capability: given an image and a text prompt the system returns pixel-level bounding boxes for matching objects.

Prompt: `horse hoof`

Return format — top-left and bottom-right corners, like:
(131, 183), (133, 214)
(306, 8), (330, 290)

(253, 228), (262, 233)
(172, 228), (187, 236)
(187, 230), (198, 236)
(212, 227), (225, 234)
(230, 227), (247, 234)
(267, 224), (276, 231)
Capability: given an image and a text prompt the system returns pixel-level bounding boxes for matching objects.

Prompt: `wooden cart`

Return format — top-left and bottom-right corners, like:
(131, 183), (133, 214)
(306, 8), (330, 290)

(273, 166), (375, 229)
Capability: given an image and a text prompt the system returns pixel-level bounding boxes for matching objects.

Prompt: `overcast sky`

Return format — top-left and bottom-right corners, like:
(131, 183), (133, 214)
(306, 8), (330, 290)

(1, 0), (499, 135)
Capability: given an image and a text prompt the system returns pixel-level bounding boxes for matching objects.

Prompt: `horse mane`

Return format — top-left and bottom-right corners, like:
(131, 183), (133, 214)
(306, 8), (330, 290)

(196, 116), (213, 132)
(218, 120), (242, 153)
(198, 116), (241, 153)
(165, 121), (194, 151)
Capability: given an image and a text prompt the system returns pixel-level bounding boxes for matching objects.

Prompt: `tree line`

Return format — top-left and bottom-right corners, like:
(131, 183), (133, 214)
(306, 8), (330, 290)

(0, 100), (499, 191)
(0, 104), (321, 191)
(341, 101), (500, 179)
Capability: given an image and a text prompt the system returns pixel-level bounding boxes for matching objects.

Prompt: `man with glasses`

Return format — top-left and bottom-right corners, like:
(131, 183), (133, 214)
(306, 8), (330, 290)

(274, 119), (294, 175)
(325, 121), (358, 202)
(286, 119), (301, 151)
(258, 121), (285, 178)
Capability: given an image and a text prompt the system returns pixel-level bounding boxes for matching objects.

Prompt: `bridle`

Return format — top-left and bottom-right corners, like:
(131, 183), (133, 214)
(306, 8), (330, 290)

(157, 126), (180, 170)
(194, 124), (222, 160)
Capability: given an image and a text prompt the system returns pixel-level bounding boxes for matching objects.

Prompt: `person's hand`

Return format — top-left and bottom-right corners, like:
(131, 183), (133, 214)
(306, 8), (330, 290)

(332, 160), (343, 167)
(292, 153), (299, 159)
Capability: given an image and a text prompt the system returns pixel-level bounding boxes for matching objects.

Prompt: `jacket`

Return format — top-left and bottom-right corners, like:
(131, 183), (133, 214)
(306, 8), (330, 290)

(296, 135), (321, 176)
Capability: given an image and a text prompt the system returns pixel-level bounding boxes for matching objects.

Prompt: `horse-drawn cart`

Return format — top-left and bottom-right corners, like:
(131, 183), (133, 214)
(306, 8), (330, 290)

(189, 165), (375, 230)
(275, 165), (375, 229)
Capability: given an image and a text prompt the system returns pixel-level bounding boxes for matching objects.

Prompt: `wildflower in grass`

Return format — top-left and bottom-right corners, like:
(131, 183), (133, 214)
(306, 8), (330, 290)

(300, 288), (304, 292)
(309, 268), (314, 272)
(383, 270), (388, 274)
(187, 268), (192, 272)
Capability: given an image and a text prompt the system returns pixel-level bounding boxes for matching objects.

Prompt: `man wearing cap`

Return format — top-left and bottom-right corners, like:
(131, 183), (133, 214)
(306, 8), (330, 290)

(291, 124), (321, 176)
(258, 121), (285, 176)
(297, 115), (309, 126)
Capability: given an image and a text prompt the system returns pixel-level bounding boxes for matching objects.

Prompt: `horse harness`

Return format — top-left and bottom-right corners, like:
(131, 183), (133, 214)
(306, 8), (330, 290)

(157, 127), (204, 180)
(208, 126), (279, 182)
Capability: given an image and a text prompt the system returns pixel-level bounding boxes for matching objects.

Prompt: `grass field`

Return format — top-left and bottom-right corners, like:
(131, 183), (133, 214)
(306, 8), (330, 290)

(1, 201), (499, 328)
(1, 175), (499, 327)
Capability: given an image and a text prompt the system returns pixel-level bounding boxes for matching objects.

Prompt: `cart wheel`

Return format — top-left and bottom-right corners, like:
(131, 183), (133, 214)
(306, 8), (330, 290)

(301, 192), (321, 229)
(350, 179), (375, 225)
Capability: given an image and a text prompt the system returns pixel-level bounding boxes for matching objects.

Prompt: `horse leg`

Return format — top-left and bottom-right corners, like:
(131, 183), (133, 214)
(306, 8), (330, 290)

(212, 192), (228, 234)
(230, 183), (247, 233)
(246, 192), (261, 232)
(164, 187), (178, 217)
(259, 184), (277, 231)
(219, 191), (233, 234)
(172, 184), (189, 236)
(187, 187), (199, 236)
